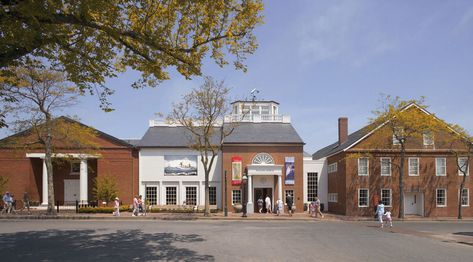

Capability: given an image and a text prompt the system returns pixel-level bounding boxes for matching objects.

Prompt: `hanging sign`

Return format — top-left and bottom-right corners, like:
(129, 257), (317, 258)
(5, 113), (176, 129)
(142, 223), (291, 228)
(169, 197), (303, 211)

(231, 156), (242, 185)
(285, 156), (295, 185)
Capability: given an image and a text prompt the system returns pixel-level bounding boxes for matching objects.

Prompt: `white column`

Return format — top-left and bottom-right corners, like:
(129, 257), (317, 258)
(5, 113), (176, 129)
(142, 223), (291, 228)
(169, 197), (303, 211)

(278, 174), (283, 213)
(247, 175), (254, 214)
(41, 159), (48, 206)
(79, 159), (88, 204)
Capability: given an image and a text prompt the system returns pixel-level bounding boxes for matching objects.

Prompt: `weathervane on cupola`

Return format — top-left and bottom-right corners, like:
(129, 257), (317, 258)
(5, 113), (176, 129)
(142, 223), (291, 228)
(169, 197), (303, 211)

(250, 88), (260, 101)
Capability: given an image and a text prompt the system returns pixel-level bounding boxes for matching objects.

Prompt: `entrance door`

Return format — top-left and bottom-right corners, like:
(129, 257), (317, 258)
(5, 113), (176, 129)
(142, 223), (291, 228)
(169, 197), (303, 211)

(254, 188), (272, 213)
(404, 192), (423, 216)
(64, 179), (80, 204)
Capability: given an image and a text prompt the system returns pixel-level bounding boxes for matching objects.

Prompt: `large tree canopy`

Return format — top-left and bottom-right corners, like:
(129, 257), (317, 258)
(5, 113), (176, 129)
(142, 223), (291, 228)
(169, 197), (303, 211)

(0, 0), (263, 91)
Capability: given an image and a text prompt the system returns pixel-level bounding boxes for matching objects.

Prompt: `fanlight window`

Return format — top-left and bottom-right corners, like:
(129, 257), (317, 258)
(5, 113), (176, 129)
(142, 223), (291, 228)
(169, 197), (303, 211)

(252, 153), (275, 165)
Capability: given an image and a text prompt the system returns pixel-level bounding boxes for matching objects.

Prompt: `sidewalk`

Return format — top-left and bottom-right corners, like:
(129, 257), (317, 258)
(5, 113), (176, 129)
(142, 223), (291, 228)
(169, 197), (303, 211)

(1, 210), (473, 221)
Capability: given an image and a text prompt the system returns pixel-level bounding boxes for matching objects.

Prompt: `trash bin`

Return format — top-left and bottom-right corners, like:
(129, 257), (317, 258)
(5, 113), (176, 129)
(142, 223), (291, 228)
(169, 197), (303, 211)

(320, 203), (324, 212)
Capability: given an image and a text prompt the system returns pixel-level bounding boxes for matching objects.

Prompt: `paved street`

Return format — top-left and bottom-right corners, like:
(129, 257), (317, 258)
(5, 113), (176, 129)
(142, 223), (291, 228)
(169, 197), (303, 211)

(0, 219), (472, 261)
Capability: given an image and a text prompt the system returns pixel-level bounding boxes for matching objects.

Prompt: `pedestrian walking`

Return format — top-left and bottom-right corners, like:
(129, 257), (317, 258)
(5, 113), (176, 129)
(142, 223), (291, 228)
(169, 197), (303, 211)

(309, 201), (316, 217)
(376, 200), (385, 228)
(132, 195), (139, 216)
(257, 196), (264, 213)
(22, 192), (30, 214)
(276, 199), (283, 216)
(113, 197), (120, 217)
(2, 191), (13, 214)
(315, 197), (324, 218)
(286, 193), (294, 216)
(138, 195), (145, 216)
(383, 210), (393, 228)
(265, 195), (272, 213)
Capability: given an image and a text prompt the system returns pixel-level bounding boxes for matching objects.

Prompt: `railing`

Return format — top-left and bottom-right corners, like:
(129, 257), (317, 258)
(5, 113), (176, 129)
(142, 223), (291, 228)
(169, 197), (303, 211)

(224, 114), (291, 123)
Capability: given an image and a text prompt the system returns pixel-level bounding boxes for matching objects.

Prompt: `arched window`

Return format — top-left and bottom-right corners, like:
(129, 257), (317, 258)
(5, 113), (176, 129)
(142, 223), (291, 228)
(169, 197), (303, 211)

(252, 153), (275, 165)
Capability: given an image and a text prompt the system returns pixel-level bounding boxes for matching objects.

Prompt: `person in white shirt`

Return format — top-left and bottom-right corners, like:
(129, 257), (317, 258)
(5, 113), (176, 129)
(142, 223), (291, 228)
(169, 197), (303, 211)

(276, 199), (283, 216)
(265, 196), (272, 214)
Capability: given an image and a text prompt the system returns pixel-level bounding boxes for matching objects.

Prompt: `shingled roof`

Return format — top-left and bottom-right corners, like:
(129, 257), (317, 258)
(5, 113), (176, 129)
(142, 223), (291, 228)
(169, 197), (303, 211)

(138, 122), (304, 148)
(312, 126), (370, 160)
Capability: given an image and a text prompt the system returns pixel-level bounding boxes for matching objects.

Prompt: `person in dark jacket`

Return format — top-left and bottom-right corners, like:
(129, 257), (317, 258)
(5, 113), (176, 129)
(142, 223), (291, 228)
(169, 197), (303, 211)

(286, 194), (294, 216)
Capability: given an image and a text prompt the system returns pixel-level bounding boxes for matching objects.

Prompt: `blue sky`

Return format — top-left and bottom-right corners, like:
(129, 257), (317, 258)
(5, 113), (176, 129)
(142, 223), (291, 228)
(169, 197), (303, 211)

(2, 0), (473, 154)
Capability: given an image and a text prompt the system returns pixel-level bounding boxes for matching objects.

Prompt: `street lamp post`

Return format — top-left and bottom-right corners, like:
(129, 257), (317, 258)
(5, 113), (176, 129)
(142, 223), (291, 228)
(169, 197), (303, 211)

(242, 168), (248, 218)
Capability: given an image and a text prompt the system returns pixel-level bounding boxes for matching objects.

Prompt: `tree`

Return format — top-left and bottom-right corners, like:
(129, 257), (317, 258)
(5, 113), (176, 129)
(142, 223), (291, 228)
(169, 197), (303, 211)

(0, 176), (8, 195)
(444, 125), (473, 219)
(167, 77), (238, 216)
(0, 1), (263, 93)
(0, 64), (98, 215)
(93, 175), (119, 205)
(369, 96), (442, 218)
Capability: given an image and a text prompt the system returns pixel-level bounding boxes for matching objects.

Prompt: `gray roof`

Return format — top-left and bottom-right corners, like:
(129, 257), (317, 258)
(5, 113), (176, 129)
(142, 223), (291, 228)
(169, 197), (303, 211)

(138, 123), (304, 147)
(312, 126), (371, 160)
(303, 151), (312, 158)
(122, 139), (141, 146)
(224, 123), (304, 144)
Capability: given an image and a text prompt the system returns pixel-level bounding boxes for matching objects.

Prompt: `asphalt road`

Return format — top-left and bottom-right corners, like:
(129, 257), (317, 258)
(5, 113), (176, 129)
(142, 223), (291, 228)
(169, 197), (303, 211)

(0, 220), (472, 261)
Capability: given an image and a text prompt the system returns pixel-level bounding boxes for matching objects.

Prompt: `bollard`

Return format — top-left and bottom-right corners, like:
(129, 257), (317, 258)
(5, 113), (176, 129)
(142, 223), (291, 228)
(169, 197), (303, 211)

(56, 201), (60, 213)
(75, 200), (79, 213)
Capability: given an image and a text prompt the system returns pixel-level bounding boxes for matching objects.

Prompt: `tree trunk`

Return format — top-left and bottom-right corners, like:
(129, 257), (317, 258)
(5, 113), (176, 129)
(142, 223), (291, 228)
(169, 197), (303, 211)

(204, 171), (210, 216)
(45, 118), (56, 215)
(458, 169), (467, 219)
(399, 145), (405, 219)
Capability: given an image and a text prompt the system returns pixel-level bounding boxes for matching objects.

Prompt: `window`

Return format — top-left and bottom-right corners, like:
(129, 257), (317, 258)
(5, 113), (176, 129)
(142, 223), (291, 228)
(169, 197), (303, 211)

(358, 158), (369, 176)
(436, 158), (446, 176)
(328, 163), (338, 173)
(392, 128), (404, 145)
(145, 186), (157, 205)
(358, 188), (369, 207)
(381, 189), (392, 206)
(328, 193), (338, 203)
(461, 188), (469, 207)
(436, 188), (446, 207)
(232, 190), (241, 204)
(307, 172), (318, 202)
(423, 132), (434, 146)
(70, 161), (80, 174)
(408, 158), (419, 176)
(209, 186), (217, 205)
(166, 187), (177, 205)
(380, 158), (391, 176)
(185, 187), (197, 206)
(458, 157), (469, 176)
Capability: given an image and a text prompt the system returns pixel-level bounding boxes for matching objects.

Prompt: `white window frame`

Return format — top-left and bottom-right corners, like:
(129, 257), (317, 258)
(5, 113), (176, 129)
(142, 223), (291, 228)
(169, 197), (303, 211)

(435, 157), (446, 176)
(358, 158), (369, 176)
(408, 157), (419, 176)
(232, 190), (242, 205)
(423, 132), (434, 146)
(436, 188), (447, 207)
(185, 186), (197, 206)
(381, 188), (392, 207)
(458, 157), (469, 176)
(165, 186), (177, 205)
(392, 127), (404, 145)
(328, 193), (338, 203)
(209, 186), (217, 205)
(358, 188), (369, 207)
(328, 163), (338, 173)
(460, 188), (469, 207)
(380, 157), (391, 176)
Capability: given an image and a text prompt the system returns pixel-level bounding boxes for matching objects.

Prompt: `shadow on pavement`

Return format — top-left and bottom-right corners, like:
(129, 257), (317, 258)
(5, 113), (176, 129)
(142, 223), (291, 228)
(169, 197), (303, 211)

(0, 229), (213, 261)
(453, 232), (473, 237)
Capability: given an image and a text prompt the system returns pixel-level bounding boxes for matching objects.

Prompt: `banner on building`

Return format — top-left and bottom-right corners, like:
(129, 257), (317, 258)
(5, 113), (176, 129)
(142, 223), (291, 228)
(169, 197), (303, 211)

(285, 156), (295, 185)
(231, 156), (242, 185)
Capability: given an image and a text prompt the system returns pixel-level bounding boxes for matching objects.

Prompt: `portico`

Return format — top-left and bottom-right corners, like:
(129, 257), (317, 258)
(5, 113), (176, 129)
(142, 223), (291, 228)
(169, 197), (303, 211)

(26, 153), (100, 205)
(245, 153), (284, 214)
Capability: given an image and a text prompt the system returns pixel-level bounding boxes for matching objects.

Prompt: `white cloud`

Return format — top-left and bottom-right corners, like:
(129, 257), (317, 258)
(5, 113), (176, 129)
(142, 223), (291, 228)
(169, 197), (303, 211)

(297, 0), (396, 66)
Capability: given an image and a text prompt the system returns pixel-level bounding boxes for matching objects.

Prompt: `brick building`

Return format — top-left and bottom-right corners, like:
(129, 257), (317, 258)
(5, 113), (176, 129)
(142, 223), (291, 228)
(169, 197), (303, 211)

(0, 117), (139, 206)
(313, 104), (472, 217)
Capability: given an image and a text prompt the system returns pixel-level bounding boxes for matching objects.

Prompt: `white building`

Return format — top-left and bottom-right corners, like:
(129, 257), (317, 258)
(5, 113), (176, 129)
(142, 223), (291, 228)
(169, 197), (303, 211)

(303, 153), (328, 211)
(138, 121), (222, 209)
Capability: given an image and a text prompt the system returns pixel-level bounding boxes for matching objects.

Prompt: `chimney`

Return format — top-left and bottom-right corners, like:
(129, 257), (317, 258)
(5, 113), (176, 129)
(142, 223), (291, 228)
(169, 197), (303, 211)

(338, 117), (348, 145)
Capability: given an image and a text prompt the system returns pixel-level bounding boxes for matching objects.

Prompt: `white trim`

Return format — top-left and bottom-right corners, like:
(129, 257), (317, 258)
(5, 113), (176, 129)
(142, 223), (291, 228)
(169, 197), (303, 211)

(408, 157), (419, 176)
(435, 157), (446, 176)
(26, 153), (101, 159)
(380, 157), (391, 176)
(423, 132), (434, 146)
(358, 188), (369, 207)
(358, 158), (369, 176)
(460, 188), (469, 207)
(436, 188), (447, 207)
(381, 188), (392, 207)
